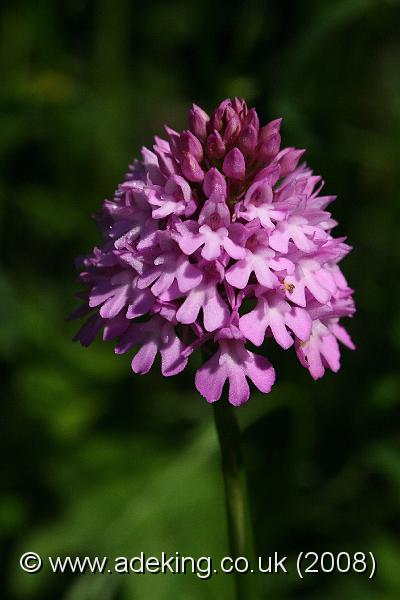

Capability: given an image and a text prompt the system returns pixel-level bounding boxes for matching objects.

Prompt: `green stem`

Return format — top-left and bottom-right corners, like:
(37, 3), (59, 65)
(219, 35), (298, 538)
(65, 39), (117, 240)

(213, 398), (256, 599)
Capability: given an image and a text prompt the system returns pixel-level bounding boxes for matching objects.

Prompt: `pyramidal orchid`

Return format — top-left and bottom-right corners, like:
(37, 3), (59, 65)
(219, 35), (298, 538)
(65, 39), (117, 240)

(72, 98), (355, 406)
(71, 99), (356, 591)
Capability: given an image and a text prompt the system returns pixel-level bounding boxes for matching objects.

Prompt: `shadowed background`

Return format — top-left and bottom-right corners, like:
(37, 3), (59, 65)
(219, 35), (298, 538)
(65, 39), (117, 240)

(1, 0), (400, 598)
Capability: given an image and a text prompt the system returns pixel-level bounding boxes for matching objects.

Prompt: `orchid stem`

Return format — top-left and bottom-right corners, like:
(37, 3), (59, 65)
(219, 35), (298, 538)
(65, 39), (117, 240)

(213, 398), (256, 599)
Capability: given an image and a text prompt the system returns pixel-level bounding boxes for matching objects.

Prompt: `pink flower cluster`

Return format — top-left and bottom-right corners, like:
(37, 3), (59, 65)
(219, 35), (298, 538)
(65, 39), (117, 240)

(72, 98), (355, 406)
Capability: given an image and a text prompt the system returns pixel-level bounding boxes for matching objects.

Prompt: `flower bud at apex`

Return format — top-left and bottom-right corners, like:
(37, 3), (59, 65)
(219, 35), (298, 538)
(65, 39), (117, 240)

(238, 124), (258, 154)
(232, 97), (248, 118)
(224, 105), (237, 122)
(258, 133), (281, 162)
(203, 167), (227, 198)
(188, 104), (209, 141)
(217, 99), (231, 114)
(278, 148), (305, 177)
(243, 108), (259, 132)
(259, 118), (283, 142)
(223, 112), (241, 146)
(210, 99), (230, 131)
(180, 151), (204, 182)
(180, 130), (203, 162)
(210, 99), (246, 134)
(222, 147), (246, 180)
(207, 130), (226, 159)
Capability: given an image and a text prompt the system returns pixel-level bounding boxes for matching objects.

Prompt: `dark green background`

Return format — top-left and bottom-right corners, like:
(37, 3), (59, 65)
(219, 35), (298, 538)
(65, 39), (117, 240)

(1, 0), (400, 598)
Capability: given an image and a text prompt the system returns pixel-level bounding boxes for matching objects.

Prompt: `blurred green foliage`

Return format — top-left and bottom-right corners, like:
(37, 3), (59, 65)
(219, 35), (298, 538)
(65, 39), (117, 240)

(1, 0), (400, 598)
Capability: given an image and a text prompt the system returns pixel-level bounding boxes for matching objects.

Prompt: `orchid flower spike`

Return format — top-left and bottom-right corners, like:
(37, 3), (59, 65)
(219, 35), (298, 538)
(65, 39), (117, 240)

(72, 98), (355, 406)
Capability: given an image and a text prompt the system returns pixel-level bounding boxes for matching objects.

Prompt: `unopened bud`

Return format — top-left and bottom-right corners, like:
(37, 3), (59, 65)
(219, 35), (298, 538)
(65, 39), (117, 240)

(232, 97), (248, 118)
(181, 151), (204, 182)
(203, 167), (227, 198)
(180, 130), (203, 162)
(188, 104), (209, 141)
(222, 147), (246, 180)
(207, 130), (226, 159)
(210, 99), (231, 132)
(223, 112), (241, 146)
(238, 124), (258, 154)
(243, 108), (259, 132)
(258, 133), (281, 162)
(259, 118), (282, 142)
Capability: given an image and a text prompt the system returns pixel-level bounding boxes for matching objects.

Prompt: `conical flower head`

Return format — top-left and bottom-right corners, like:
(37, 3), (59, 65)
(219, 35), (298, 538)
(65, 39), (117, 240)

(72, 98), (355, 406)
